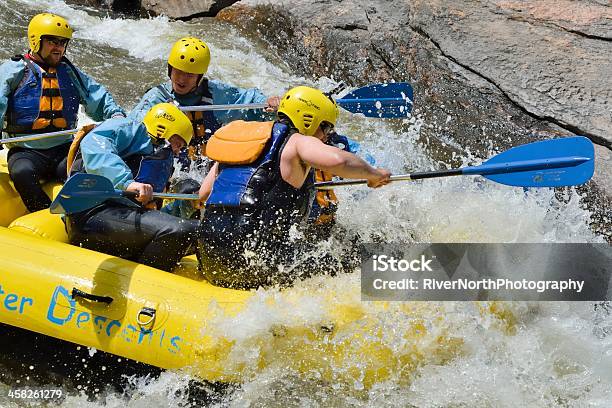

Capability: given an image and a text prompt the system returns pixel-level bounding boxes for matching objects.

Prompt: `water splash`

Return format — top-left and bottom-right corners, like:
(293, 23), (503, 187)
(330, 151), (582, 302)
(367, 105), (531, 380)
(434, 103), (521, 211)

(1, 0), (608, 406)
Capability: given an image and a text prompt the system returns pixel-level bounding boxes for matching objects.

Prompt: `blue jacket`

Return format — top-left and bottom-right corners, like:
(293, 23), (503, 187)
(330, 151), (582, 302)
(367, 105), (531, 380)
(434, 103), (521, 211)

(127, 80), (270, 124)
(0, 57), (125, 149)
(80, 118), (153, 190)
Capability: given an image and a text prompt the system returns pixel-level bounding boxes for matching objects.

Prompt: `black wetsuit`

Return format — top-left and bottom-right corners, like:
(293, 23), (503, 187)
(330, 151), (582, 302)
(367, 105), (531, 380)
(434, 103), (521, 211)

(66, 203), (198, 271)
(66, 138), (198, 272)
(7, 143), (69, 212)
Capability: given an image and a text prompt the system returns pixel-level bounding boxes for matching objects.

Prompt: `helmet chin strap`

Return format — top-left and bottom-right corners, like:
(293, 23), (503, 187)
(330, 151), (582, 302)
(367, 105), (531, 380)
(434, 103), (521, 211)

(30, 50), (50, 67)
(151, 136), (169, 146)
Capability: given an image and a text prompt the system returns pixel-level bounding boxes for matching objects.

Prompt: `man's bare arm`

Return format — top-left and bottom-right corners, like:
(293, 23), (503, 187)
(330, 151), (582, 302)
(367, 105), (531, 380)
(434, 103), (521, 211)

(197, 162), (219, 206)
(294, 135), (391, 187)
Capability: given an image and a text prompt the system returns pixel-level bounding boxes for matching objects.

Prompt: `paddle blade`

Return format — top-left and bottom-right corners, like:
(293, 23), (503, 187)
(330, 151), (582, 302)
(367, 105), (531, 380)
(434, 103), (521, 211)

(50, 174), (123, 215)
(338, 82), (413, 118)
(466, 137), (595, 187)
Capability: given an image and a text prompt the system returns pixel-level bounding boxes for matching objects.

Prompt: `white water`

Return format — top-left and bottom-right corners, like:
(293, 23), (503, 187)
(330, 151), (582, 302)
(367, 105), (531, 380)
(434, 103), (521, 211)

(0, 1), (610, 407)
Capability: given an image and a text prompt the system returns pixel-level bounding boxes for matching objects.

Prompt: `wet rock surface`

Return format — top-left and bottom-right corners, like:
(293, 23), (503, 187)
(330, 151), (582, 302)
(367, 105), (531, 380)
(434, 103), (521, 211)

(219, 0), (611, 240)
(410, 0), (611, 148)
(140, 0), (240, 19)
(65, 0), (139, 13)
(66, 0), (239, 17)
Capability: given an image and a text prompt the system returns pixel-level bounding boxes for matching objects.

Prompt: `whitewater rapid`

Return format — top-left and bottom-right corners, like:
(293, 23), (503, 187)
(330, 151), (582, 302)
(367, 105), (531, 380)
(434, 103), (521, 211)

(0, 1), (609, 407)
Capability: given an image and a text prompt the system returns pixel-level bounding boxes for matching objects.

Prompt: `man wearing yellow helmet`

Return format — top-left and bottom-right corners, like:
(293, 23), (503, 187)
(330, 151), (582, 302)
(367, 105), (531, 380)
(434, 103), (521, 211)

(195, 86), (391, 288)
(64, 103), (198, 272)
(128, 37), (280, 169)
(0, 13), (125, 213)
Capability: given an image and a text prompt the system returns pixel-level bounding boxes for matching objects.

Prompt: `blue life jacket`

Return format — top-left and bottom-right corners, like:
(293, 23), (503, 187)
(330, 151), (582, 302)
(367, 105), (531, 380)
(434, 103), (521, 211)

(206, 122), (313, 218)
(71, 141), (174, 206)
(5, 56), (80, 134)
(199, 121), (314, 274)
(131, 143), (175, 193)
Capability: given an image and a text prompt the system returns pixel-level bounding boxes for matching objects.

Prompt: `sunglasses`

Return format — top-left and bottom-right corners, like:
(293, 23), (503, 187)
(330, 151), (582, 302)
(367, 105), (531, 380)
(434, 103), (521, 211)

(43, 36), (69, 47)
(320, 122), (335, 137)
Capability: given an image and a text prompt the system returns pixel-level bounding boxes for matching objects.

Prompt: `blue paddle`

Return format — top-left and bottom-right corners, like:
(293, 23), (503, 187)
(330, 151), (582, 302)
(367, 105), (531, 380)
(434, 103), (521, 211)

(50, 174), (199, 215)
(180, 82), (414, 119)
(315, 137), (595, 189)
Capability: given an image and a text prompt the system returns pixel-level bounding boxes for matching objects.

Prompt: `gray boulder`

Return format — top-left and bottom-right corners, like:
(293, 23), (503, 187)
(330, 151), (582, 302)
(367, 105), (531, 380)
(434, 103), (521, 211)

(409, 0), (611, 149)
(141, 0), (240, 18)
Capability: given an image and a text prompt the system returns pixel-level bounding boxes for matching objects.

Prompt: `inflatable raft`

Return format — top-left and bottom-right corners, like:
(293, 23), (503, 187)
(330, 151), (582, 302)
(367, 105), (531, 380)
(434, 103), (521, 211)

(0, 151), (516, 389)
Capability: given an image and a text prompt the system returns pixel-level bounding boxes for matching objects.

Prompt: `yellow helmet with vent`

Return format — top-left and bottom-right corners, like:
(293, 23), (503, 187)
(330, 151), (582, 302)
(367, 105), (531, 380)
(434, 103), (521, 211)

(277, 86), (339, 136)
(168, 37), (210, 75)
(28, 13), (74, 53)
(142, 103), (193, 145)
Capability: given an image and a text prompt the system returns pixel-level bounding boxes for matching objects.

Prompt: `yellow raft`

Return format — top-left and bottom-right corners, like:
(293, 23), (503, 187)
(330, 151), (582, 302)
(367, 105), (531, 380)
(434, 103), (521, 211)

(0, 152), (516, 389)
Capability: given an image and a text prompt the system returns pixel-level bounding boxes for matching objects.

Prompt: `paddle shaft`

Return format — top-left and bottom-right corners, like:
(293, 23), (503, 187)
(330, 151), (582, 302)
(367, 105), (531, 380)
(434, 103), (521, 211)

(314, 156), (590, 189)
(121, 191), (200, 201)
(336, 97), (412, 105)
(0, 122), (102, 144)
(180, 103), (268, 112)
(314, 173), (438, 189)
(1, 128), (80, 144)
(179, 98), (410, 112)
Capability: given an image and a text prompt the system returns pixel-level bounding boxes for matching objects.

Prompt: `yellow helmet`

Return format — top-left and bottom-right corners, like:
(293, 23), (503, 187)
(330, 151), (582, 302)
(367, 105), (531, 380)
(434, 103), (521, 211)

(28, 13), (74, 53)
(142, 103), (193, 145)
(277, 86), (339, 136)
(168, 37), (210, 75)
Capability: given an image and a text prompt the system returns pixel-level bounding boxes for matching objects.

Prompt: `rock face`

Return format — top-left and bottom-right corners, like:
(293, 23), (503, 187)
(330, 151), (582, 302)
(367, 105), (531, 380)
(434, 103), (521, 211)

(218, 0), (611, 239)
(65, 0), (140, 13)
(220, 0), (611, 147)
(66, 0), (239, 18)
(410, 0), (611, 149)
(140, 0), (240, 19)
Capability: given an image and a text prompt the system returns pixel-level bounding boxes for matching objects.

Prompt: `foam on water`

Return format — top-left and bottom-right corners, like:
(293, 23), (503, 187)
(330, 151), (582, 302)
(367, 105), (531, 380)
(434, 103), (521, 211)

(15, 0), (180, 61)
(181, 280), (612, 407)
(1, 1), (609, 407)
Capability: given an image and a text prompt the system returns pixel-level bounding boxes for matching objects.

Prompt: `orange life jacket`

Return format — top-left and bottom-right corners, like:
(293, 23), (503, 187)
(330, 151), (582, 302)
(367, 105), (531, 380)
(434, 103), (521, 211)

(313, 169), (339, 225)
(32, 66), (68, 130)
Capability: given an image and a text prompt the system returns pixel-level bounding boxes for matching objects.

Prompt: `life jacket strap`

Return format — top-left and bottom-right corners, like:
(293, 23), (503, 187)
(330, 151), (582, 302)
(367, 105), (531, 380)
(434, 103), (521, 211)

(66, 123), (97, 176)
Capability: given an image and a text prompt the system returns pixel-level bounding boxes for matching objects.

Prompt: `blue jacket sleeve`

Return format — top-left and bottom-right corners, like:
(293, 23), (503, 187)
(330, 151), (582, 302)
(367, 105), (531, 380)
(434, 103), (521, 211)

(0, 60), (26, 134)
(127, 86), (168, 124)
(208, 79), (272, 123)
(68, 66), (125, 121)
(80, 119), (150, 189)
